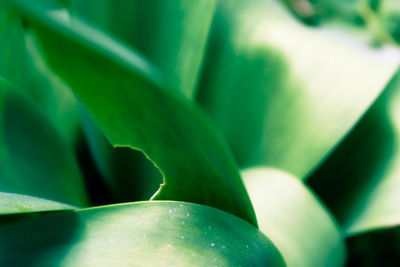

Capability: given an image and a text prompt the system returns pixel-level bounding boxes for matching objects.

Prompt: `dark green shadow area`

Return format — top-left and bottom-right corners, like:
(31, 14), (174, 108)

(346, 226), (400, 267)
(80, 106), (162, 203)
(0, 210), (80, 267)
(1, 89), (88, 206)
(0, 209), (71, 226)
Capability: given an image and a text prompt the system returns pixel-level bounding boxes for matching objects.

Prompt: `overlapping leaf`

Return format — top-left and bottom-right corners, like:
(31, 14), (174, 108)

(69, 0), (217, 202)
(308, 69), (400, 235)
(0, 79), (88, 209)
(0, 7), (80, 145)
(80, 108), (162, 202)
(0, 201), (285, 266)
(0, 192), (75, 214)
(71, 0), (216, 98)
(4, 0), (258, 226)
(243, 168), (345, 267)
(196, 0), (399, 179)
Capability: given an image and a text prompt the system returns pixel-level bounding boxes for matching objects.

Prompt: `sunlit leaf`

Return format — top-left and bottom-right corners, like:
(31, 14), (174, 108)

(243, 168), (345, 267)
(0, 201), (284, 266)
(196, 0), (400, 179)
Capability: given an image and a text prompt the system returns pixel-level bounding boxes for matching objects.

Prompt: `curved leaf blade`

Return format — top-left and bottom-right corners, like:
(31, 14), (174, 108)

(71, 0), (216, 98)
(0, 201), (285, 266)
(243, 168), (345, 267)
(5, 0), (258, 226)
(196, 0), (400, 178)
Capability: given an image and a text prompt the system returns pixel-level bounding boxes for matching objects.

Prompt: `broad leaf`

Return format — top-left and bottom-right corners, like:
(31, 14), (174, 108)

(0, 201), (285, 266)
(71, 0), (216, 98)
(5, 0), (258, 226)
(0, 79), (88, 208)
(243, 168), (345, 267)
(196, 0), (400, 179)
(71, 0), (217, 202)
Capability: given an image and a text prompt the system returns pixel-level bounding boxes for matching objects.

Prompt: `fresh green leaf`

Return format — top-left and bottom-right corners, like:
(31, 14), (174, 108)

(0, 192), (76, 214)
(0, 201), (285, 266)
(71, 0), (217, 202)
(243, 168), (345, 267)
(196, 0), (400, 179)
(71, 0), (216, 98)
(0, 9), (80, 145)
(4, 0), (258, 226)
(0, 78), (88, 208)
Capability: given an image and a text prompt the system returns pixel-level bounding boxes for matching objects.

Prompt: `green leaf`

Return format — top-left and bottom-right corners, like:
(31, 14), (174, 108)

(380, 0), (400, 44)
(0, 201), (285, 266)
(242, 168), (345, 267)
(0, 192), (76, 214)
(0, 8), (80, 145)
(308, 69), (400, 235)
(4, 0), (258, 226)
(0, 78), (88, 208)
(70, 0), (217, 201)
(71, 0), (216, 98)
(196, 0), (400, 179)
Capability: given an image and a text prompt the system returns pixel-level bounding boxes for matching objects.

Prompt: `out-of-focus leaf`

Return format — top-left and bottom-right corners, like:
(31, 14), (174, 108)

(308, 69), (400, 234)
(196, 0), (399, 179)
(0, 192), (75, 214)
(0, 79), (88, 207)
(243, 168), (345, 267)
(0, 201), (285, 266)
(380, 0), (400, 44)
(71, 0), (216, 98)
(5, 0), (258, 226)
(307, 0), (362, 24)
(0, 8), (80, 145)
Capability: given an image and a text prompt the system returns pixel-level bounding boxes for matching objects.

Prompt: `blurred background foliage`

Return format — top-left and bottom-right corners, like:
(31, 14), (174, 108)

(1, 0), (400, 265)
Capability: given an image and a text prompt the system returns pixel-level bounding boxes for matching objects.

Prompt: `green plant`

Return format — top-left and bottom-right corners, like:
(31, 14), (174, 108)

(0, 0), (399, 266)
